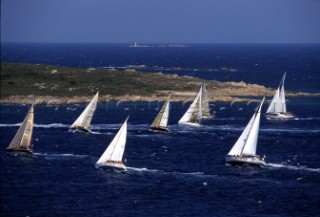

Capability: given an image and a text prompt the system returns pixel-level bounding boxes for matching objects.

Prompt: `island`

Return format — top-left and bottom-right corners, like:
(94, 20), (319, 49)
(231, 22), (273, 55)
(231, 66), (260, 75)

(1, 63), (318, 105)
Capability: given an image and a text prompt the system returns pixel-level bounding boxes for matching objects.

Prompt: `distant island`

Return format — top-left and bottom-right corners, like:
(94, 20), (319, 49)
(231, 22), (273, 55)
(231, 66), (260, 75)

(1, 62), (318, 105)
(129, 42), (187, 48)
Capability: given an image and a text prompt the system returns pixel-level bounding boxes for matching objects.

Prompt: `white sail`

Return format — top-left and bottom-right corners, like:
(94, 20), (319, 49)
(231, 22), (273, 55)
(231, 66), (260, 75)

(242, 102), (262, 155)
(227, 98), (264, 156)
(71, 92), (98, 130)
(201, 84), (211, 118)
(280, 81), (286, 113)
(227, 114), (255, 156)
(159, 103), (169, 127)
(96, 117), (128, 165)
(7, 104), (34, 151)
(196, 90), (203, 120)
(178, 86), (202, 125)
(150, 95), (170, 130)
(266, 73), (286, 114)
(266, 88), (281, 114)
(159, 98), (170, 128)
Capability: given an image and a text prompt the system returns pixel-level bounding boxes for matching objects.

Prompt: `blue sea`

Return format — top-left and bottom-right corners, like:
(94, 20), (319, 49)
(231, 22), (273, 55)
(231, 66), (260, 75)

(1, 43), (320, 92)
(1, 43), (320, 217)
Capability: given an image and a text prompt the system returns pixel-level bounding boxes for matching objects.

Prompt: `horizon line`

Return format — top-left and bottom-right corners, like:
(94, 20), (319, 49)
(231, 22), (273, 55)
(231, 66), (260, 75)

(2, 41), (320, 45)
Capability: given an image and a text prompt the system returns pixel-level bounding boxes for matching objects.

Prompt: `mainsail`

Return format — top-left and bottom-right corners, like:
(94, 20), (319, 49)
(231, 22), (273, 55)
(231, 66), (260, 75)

(178, 86), (202, 125)
(227, 98), (265, 156)
(96, 117), (129, 168)
(70, 92), (98, 131)
(266, 73), (286, 114)
(201, 84), (211, 118)
(150, 95), (170, 131)
(7, 104), (34, 152)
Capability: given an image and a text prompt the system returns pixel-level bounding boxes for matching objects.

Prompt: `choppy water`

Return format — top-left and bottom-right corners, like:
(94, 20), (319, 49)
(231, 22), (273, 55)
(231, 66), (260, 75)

(1, 99), (320, 217)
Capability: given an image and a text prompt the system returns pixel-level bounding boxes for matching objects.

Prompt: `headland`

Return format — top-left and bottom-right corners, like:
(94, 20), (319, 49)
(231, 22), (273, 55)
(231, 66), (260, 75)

(1, 63), (318, 105)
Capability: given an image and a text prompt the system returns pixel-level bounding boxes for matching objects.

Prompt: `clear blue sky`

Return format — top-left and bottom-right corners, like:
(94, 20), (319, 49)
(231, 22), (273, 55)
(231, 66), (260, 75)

(2, 0), (320, 44)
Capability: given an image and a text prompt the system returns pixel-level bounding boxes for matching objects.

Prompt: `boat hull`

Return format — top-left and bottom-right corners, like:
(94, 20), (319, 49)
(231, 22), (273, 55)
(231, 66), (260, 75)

(70, 126), (91, 133)
(150, 127), (169, 132)
(95, 163), (126, 171)
(7, 148), (33, 157)
(178, 122), (201, 127)
(225, 155), (266, 167)
(266, 112), (294, 120)
(202, 114), (215, 120)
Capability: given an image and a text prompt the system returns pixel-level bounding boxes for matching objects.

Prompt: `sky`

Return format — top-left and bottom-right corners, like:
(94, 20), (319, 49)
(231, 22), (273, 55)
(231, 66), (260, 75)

(1, 0), (320, 44)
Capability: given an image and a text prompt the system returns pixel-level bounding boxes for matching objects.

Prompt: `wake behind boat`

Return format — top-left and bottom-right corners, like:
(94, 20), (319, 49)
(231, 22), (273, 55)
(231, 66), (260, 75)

(178, 86), (203, 127)
(150, 95), (171, 132)
(225, 98), (266, 167)
(70, 92), (98, 133)
(7, 104), (34, 157)
(95, 117), (129, 171)
(266, 73), (294, 120)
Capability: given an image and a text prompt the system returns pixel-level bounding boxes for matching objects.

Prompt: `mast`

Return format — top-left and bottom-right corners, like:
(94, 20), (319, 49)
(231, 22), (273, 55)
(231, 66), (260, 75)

(7, 104), (34, 150)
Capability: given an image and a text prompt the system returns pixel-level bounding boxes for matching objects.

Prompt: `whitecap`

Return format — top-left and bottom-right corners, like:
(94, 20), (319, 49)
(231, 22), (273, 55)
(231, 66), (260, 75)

(34, 123), (69, 128)
(261, 128), (320, 134)
(34, 153), (89, 159)
(126, 166), (213, 179)
(0, 123), (69, 128)
(267, 163), (320, 173)
(293, 117), (320, 121)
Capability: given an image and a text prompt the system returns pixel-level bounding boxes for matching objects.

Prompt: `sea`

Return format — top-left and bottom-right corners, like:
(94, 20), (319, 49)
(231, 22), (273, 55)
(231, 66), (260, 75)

(1, 43), (320, 217)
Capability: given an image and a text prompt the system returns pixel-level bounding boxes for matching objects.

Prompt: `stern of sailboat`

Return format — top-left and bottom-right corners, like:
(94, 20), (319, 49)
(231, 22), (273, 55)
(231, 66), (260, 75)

(70, 125), (91, 133)
(178, 121), (201, 127)
(7, 148), (33, 157)
(266, 112), (295, 120)
(95, 162), (127, 171)
(201, 113), (215, 120)
(149, 126), (169, 132)
(225, 155), (266, 167)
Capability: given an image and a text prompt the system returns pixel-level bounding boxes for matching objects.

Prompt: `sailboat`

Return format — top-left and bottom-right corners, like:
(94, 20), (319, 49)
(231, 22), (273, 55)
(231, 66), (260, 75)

(178, 86), (202, 127)
(201, 84), (214, 119)
(150, 95), (170, 132)
(7, 104), (34, 156)
(225, 98), (266, 167)
(95, 117), (129, 170)
(70, 92), (99, 133)
(266, 73), (294, 120)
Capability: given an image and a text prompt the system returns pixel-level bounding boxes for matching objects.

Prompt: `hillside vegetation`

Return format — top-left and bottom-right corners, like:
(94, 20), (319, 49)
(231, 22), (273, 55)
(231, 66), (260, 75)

(1, 63), (316, 104)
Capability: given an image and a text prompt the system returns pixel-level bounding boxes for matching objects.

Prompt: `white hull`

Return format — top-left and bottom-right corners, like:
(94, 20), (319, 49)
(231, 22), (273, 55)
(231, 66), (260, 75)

(225, 155), (266, 167)
(202, 115), (214, 120)
(178, 122), (201, 127)
(266, 112), (294, 120)
(95, 163), (126, 171)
